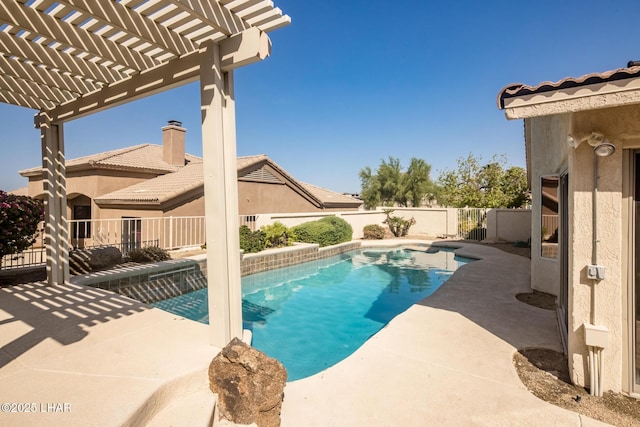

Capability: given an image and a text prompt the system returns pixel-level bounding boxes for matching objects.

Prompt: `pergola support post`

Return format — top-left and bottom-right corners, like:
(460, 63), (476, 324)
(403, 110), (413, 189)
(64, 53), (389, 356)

(200, 41), (243, 347)
(37, 112), (70, 286)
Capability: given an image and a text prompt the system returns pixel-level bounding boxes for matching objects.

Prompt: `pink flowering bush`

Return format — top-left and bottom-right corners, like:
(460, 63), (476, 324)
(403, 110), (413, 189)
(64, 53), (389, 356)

(0, 190), (44, 258)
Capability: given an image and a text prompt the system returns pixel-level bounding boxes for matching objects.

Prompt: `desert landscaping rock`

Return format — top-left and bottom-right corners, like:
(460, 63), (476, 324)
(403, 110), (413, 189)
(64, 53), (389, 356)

(209, 337), (287, 427)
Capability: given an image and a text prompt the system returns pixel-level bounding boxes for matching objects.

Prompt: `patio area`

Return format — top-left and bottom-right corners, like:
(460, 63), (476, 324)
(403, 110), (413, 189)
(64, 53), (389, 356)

(0, 242), (611, 426)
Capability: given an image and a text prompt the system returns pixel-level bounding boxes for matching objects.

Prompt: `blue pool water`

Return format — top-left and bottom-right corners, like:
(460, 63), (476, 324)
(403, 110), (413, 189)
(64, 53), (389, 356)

(152, 247), (470, 380)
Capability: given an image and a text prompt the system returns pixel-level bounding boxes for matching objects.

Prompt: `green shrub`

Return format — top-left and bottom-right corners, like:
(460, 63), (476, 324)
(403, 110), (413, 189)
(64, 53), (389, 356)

(0, 190), (44, 258)
(363, 224), (385, 239)
(239, 225), (265, 253)
(291, 216), (352, 247)
(261, 221), (291, 249)
(127, 246), (171, 262)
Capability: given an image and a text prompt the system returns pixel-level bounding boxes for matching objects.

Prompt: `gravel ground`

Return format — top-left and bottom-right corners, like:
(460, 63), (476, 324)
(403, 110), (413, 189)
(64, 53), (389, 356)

(515, 349), (640, 426)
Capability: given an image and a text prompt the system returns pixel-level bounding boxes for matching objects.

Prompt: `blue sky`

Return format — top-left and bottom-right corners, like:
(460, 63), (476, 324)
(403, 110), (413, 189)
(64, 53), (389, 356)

(1, 0), (639, 193)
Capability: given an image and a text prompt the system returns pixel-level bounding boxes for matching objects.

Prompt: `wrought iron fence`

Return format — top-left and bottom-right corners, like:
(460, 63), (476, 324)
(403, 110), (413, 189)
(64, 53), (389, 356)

(1, 209), (500, 270)
(0, 247), (47, 270)
(239, 215), (258, 231)
(1, 216), (207, 270)
(457, 208), (488, 241)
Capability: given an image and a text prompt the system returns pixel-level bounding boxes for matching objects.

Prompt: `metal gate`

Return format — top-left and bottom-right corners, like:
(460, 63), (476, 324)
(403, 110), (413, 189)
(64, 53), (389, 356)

(457, 208), (488, 241)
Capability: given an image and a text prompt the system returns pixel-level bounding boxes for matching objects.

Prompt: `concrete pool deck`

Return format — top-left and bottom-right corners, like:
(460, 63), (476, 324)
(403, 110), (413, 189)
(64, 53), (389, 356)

(0, 241), (611, 426)
(281, 241), (610, 426)
(0, 282), (218, 427)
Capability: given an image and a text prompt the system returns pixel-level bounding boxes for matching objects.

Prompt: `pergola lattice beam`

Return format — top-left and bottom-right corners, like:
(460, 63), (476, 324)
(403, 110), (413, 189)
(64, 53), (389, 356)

(0, 30), (125, 85)
(0, 0), (290, 112)
(171, 0), (248, 36)
(45, 27), (271, 123)
(0, 72), (74, 107)
(0, 54), (98, 95)
(1, 1), (160, 72)
(0, 88), (51, 110)
(55, 0), (197, 57)
(44, 49), (201, 123)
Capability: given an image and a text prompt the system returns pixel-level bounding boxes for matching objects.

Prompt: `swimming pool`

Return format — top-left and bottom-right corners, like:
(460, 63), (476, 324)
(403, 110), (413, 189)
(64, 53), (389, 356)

(152, 246), (471, 380)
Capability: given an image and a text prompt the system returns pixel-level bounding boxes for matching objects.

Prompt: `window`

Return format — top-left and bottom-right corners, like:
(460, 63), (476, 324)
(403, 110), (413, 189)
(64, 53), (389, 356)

(541, 176), (559, 259)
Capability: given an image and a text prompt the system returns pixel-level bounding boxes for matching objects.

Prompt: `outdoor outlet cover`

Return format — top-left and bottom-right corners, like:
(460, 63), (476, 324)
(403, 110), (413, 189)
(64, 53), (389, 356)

(584, 324), (608, 348)
(587, 265), (605, 280)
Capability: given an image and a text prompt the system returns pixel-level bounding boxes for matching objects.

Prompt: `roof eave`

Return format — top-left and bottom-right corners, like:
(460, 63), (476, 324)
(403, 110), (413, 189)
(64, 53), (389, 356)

(501, 76), (640, 119)
(322, 202), (362, 209)
(94, 199), (160, 208)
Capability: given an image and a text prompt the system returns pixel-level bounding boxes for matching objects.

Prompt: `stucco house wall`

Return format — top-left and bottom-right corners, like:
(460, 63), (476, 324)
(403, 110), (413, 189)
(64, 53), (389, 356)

(27, 169), (166, 219)
(527, 113), (571, 296)
(238, 180), (319, 215)
(568, 136), (624, 391)
(20, 126), (361, 225)
(498, 66), (640, 395)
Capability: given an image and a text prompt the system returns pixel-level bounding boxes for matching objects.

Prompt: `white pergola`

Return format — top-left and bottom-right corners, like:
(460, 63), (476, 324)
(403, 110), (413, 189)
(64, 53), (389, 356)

(0, 0), (290, 347)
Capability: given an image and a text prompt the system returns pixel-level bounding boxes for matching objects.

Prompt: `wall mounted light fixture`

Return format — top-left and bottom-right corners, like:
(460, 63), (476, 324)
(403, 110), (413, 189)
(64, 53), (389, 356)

(594, 142), (616, 157)
(567, 132), (617, 156)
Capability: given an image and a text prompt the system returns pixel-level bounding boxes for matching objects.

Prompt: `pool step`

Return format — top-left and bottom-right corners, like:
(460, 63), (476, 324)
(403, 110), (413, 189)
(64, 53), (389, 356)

(146, 388), (218, 427)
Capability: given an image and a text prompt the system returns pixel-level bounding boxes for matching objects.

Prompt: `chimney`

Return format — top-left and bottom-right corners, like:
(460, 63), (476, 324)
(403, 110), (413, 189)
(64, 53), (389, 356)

(162, 120), (186, 166)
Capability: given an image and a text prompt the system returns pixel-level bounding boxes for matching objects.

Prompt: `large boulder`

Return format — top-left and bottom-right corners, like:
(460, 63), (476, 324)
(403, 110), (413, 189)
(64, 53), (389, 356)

(209, 337), (287, 427)
(69, 246), (122, 275)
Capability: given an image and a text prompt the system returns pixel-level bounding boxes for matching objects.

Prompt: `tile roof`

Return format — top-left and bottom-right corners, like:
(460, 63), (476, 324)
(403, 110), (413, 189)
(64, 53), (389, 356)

(237, 154), (268, 171)
(25, 140), (355, 208)
(497, 65), (640, 109)
(95, 162), (204, 205)
(8, 187), (29, 196)
(20, 144), (202, 176)
(300, 182), (362, 206)
(96, 154), (361, 209)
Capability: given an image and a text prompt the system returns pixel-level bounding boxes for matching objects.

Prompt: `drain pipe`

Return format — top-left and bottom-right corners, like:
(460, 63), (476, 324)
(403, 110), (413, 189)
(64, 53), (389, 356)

(584, 140), (615, 397)
(591, 154), (598, 324)
(587, 153), (601, 397)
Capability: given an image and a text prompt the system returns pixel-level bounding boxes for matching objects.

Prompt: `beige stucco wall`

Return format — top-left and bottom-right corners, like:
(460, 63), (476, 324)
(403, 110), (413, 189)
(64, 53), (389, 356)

(485, 209), (531, 242)
(528, 114), (571, 296)
(339, 211), (387, 239)
(392, 207), (458, 238)
(238, 181), (320, 215)
(256, 208), (458, 240)
(527, 103), (640, 393)
(565, 104), (640, 393)
(28, 169), (160, 220)
(567, 138), (624, 392)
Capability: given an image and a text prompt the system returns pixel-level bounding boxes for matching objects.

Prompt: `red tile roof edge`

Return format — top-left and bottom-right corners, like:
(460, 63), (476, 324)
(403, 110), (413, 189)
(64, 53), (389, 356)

(497, 65), (640, 109)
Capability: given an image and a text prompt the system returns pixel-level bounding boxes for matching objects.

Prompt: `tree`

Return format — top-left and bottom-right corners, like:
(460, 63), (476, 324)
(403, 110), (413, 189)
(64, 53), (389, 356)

(404, 158), (435, 208)
(359, 157), (435, 210)
(0, 191), (44, 259)
(436, 153), (529, 208)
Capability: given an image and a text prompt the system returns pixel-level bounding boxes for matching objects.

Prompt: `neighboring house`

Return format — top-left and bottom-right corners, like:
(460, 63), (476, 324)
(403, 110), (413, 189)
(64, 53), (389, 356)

(18, 121), (362, 247)
(497, 63), (640, 397)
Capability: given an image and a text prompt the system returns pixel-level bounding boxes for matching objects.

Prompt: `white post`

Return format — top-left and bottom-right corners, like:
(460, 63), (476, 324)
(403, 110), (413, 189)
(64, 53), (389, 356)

(200, 40), (243, 347)
(38, 112), (70, 286)
(169, 216), (173, 249)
